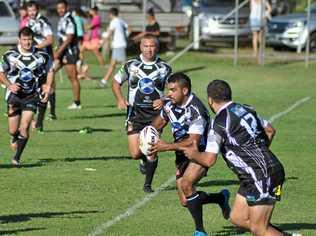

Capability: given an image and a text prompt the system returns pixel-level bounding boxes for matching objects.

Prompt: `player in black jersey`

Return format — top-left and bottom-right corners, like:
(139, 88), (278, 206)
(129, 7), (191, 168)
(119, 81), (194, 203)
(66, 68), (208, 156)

(112, 35), (172, 193)
(149, 73), (230, 236)
(181, 80), (286, 236)
(0, 27), (54, 166)
(27, 1), (56, 132)
(54, 0), (81, 110)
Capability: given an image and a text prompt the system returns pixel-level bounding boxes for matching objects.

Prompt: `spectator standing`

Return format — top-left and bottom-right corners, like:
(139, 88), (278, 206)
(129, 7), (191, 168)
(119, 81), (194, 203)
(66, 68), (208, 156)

(19, 4), (29, 29)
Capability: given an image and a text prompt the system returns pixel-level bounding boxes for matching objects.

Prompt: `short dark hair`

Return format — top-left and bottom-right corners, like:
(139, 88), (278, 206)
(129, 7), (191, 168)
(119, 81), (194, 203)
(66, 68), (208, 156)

(147, 8), (155, 17)
(168, 73), (191, 94)
(19, 27), (34, 38)
(109, 7), (119, 16)
(141, 34), (159, 47)
(27, 1), (39, 9)
(57, 0), (68, 6)
(207, 80), (232, 102)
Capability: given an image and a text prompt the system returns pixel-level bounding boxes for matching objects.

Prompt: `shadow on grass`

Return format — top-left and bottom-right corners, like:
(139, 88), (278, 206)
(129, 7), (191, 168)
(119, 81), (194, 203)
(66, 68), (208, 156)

(0, 210), (101, 224)
(0, 227), (46, 235)
(176, 66), (206, 74)
(45, 128), (113, 133)
(164, 179), (239, 191)
(0, 162), (44, 169)
(276, 223), (316, 231)
(65, 112), (125, 120)
(39, 155), (130, 164)
(213, 226), (247, 235)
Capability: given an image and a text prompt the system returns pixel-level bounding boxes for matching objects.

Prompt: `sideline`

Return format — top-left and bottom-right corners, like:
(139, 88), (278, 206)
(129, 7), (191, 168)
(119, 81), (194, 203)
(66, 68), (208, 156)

(88, 96), (311, 236)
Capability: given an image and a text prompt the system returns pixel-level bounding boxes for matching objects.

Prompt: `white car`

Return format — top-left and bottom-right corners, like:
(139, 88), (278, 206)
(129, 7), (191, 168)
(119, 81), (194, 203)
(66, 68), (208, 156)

(0, 0), (19, 45)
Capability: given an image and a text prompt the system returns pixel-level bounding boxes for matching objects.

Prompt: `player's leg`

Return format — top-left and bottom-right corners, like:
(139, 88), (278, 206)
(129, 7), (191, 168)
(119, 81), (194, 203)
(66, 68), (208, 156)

(48, 79), (57, 120)
(230, 193), (250, 230)
(179, 162), (208, 234)
(7, 104), (21, 151)
(12, 110), (34, 164)
(100, 58), (116, 87)
(249, 204), (283, 236)
(64, 63), (81, 109)
(35, 100), (47, 132)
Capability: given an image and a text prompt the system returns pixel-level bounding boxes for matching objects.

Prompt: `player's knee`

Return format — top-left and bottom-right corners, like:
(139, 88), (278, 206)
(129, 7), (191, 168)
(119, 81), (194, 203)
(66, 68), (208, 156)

(180, 179), (193, 195)
(249, 222), (265, 235)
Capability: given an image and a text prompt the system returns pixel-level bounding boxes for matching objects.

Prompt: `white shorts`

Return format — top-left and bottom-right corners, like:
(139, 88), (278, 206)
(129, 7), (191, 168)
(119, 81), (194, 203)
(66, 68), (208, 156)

(111, 47), (126, 62)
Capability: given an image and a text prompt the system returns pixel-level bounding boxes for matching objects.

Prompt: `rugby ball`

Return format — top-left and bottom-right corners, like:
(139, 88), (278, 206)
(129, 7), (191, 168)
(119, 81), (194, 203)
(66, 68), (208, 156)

(139, 126), (159, 156)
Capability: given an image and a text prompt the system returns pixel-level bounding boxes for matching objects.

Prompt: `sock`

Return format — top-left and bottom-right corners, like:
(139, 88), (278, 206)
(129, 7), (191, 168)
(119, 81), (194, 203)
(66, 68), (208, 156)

(197, 191), (225, 205)
(13, 135), (28, 161)
(11, 131), (20, 143)
(144, 158), (158, 186)
(74, 100), (81, 106)
(140, 155), (147, 163)
(186, 192), (205, 232)
(36, 102), (47, 129)
(49, 92), (56, 115)
(269, 223), (284, 234)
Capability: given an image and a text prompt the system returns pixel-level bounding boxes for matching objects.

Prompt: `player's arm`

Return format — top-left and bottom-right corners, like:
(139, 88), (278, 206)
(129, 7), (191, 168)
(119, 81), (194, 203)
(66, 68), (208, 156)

(112, 65), (129, 110)
(150, 133), (201, 153)
(54, 33), (74, 59)
(36, 34), (53, 49)
(264, 123), (276, 146)
(0, 72), (20, 93)
(180, 142), (218, 168)
(152, 114), (168, 131)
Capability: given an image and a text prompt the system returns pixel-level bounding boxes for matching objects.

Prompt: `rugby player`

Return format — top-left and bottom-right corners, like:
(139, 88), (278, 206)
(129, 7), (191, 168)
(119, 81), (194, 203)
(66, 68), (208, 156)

(112, 35), (172, 193)
(181, 80), (286, 236)
(0, 27), (53, 166)
(54, 0), (81, 110)
(27, 1), (56, 132)
(149, 73), (230, 236)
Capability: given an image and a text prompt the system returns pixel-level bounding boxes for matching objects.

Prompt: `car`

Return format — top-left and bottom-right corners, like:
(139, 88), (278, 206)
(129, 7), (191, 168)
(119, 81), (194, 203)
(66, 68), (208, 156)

(196, 0), (251, 45)
(267, 4), (316, 51)
(0, 0), (19, 45)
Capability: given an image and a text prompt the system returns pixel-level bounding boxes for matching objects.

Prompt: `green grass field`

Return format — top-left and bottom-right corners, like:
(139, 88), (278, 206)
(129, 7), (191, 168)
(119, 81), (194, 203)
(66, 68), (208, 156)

(0, 47), (315, 236)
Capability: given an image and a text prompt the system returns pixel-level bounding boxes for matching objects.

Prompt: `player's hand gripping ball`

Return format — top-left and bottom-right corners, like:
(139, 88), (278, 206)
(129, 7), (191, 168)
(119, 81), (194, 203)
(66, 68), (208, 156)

(139, 126), (159, 156)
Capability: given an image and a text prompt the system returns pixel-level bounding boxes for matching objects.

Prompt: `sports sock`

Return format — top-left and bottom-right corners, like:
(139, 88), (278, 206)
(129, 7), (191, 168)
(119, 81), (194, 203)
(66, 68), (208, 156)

(197, 191), (225, 205)
(141, 155), (147, 163)
(49, 92), (56, 116)
(186, 192), (205, 232)
(13, 135), (28, 161)
(74, 100), (81, 106)
(36, 102), (47, 129)
(144, 158), (158, 186)
(11, 131), (20, 143)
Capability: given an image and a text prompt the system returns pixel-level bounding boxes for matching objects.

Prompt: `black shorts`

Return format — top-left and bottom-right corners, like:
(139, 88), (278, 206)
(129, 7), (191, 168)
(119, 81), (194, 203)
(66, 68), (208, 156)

(125, 106), (157, 135)
(238, 170), (285, 206)
(7, 93), (39, 117)
(58, 47), (79, 65)
(175, 150), (208, 179)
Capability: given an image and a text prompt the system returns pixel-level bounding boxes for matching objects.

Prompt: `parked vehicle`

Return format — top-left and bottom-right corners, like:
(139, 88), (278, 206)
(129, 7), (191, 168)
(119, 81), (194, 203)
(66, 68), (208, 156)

(196, 0), (251, 45)
(0, 0), (19, 45)
(267, 4), (316, 51)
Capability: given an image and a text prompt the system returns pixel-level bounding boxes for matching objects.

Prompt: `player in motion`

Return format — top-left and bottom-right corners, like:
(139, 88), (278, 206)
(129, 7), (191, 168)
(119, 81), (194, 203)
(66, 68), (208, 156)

(27, 1), (56, 132)
(0, 27), (54, 166)
(181, 80), (287, 236)
(149, 73), (230, 236)
(112, 35), (172, 193)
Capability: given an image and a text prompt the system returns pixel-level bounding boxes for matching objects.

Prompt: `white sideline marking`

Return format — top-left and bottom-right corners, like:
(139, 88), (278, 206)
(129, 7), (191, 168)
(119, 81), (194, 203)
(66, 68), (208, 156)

(88, 176), (175, 236)
(89, 96), (311, 236)
(269, 97), (311, 123)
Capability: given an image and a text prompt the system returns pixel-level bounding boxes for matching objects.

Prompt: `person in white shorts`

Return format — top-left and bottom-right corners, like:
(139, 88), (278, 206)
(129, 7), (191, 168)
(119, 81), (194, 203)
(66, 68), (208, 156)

(100, 8), (129, 87)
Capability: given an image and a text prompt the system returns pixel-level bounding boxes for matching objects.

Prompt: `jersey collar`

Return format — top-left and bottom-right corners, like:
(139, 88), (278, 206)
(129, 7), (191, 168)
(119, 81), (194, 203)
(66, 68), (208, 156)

(140, 54), (158, 65)
(216, 101), (233, 115)
(62, 12), (71, 20)
(17, 45), (35, 56)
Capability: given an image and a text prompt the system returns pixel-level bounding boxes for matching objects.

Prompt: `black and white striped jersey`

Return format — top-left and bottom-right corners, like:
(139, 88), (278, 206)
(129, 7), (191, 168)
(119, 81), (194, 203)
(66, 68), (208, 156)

(114, 55), (172, 122)
(160, 94), (209, 149)
(206, 102), (284, 182)
(57, 12), (78, 50)
(27, 13), (53, 55)
(0, 46), (53, 99)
